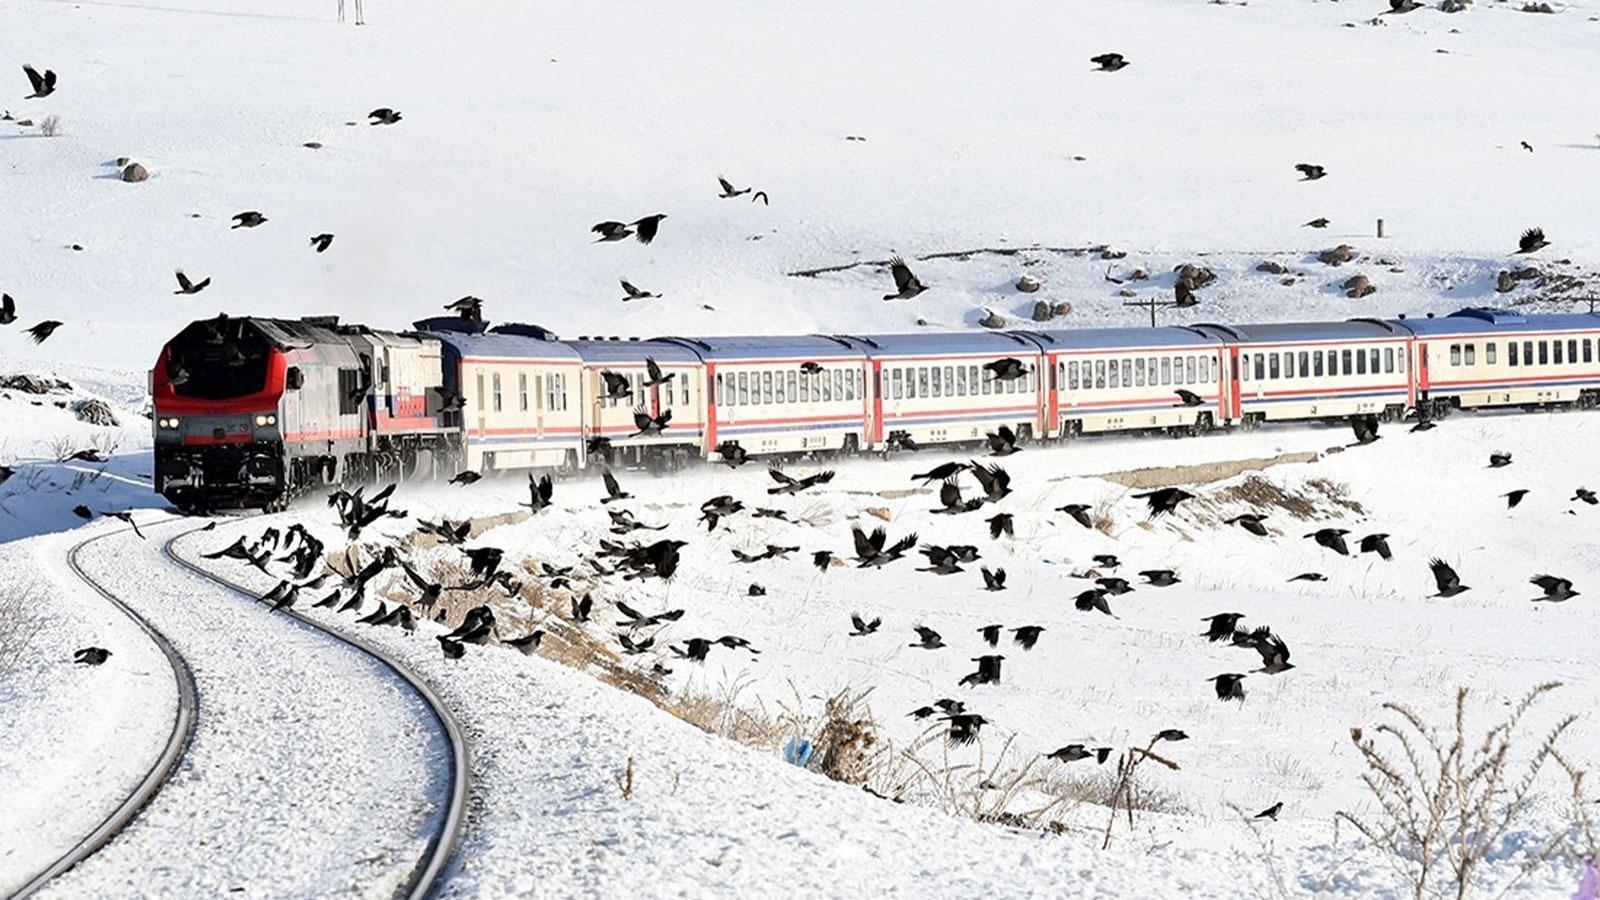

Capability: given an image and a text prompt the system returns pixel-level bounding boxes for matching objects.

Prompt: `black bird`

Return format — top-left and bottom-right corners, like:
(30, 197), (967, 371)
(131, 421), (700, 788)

(1359, 533), (1393, 561)
(1089, 53), (1128, 71)
(231, 211), (267, 229)
(1295, 163), (1326, 181)
(1350, 415), (1380, 445)
(449, 471), (481, 486)
(1516, 228), (1549, 254)
(1208, 673), (1247, 703)
(1574, 488), (1598, 506)
(768, 466), (834, 495)
(1520, 141), (1533, 153)
(506, 631), (544, 654)
(852, 525), (918, 568)
(812, 550), (835, 573)
(310, 233), (334, 253)
(918, 545), (967, 576)
(910, 626), (945, 649)
(932, 478), (984, 514)
(398, 559), (444, 608)
(1530, 574), (1579, 602)
(312, 590), (341, 609)
(599, 370), (632, 401)
(716, 176), (751, 198)
(368, 107), (402, 125)
(984, 358), (1029, 382)
(630, 214), (667, 245)
(1047, 744), (1113, 764)
(591, 221), (632, 242)
(630, 407), (671, 437)
(73, 505), (92, 520)
(1304, 218), (1330, 228)
(463, 546), (504, 581)
(986, 513), (1014, 540)
(617, 633), (654, 655)
(699, 494), (743, 531)
(984, 427), (1020, 457)
(886, 432), (921, 452)
(101, 511), (146, 539)
(1175, 389), (1204, 407)
(716, 441), (749, 467)
(978, 624), (1002, 647)
(1155, 729), (1189, 743)
(1289, 572), (1326, 582)
(674, 638), (715, 663)
(913, 461), (967, 484)
(620, 279), (659, 301)
(173, 270), (210, 295)
(1489, 452), (1513, 468)
(601, 469), (630, 503)
(1225, 513), (1269, 537)
(969, 462), (1012, 502)
(0, 465), (13, 486)
(882, 256), (927, 301)
(0, 292), (15, 325)
(1504, 489), (1530, 508)
(1012, 625), (1044, 650)
(641, 357), (672, 388)
(1255, 802), (1283, 821)
(438, 637), (465, 660)
(1140, 569), (1180, 587)
(1074, 588), (1113, 616)
(1429, 558), (1470, 597)
(1096, 576), (1133, 595)
(1056, 503), (1094, 529)
(909, 706), (939, 720)
(1133, 487), (1193, 518)
(753, 507), (790, 522)
(64, 448), (105, 462)
(942, 713), (987, 746)
(523, 473), (555, 512)
(571, 593), (593, 622)
(981, 566), (1007, 592)
(444, 296), (484, 322)
(849, 614), (881, 636)
(1202, 613), (1245, 642)
(1306, 528), (1351, 556)
(74, 647), (112, 665)
(1252, 632), (1294, 674)
(26, 320), (62, 344)
(22, 65), (56, 99)
(751, 191), (768, 206)
(799, 361), (823, 376)
(958, 655), (1003, 687)
(1092, 554), (1120, 570)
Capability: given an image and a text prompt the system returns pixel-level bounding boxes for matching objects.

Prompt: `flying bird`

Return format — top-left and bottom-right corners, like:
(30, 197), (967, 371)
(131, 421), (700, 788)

(958, 655), (1004, 687)
(1156, 729), (1188, 742)
(1140, 569), (1180, 587)
(1573, 488), (1598, 506)
(1208, 673), (1246, 703)
(22, 65), (56, 99)
(913, 461), (967, 484)
(984, 358), (1029, 382)
(26, 321), (62, 344)
(767, 465), (834, 495)
(1304, 218), (1330, 229)
(0, 292), (15, 325)
(73, 647), (111, 666)
(231, 211), (267, 229)
(1047, 744), (1112, 764)
(942, 713), (987, 746)
(1295, 163), (1327, 181)
(981, 566), (1007, 592)
(1202, 613), (1245, 642)
(716, 176), (751, 198)
(1056, 503), (1094, 529)
(1012, 625), (1044, 650)
(909, 626), (945, 649)
(1520, 141), (1533, 153)
(1359, 533), (1392, 561)
(601, 469), (630, 503)
(1305, 528), (1351, 556)
(751, 191), (769, 206)
(986, 513), (1014, 540)
(1225, 513), (1269, 537)
(882, 257), (927, 301)
(449, 471), (481, 486)
(984, 426), (1020, 457)
(1516, 228), (1549, 254)
(445, 296), (484, 321)
(173, 270), (210, 295)
(591, 221), (632, 242)
(368, 107), (402, 125)
(1133, 487), (1193, 518)
(310, 233), (334, 253)
(1089, 53), (1128, 71)
(1175, 389), (1204, 407)
(1489, 452), (1513, 468)
(630, 407), (672, 437)
(1289, 572), (1326, 583)
(523, 473), (555, 512)
(1504, 489), (1530, 508)
(630, 214), (667, 245)
(1530, 574), (1579, 602)
(849, 614), (881, 636)
(1429, 558), (1470, 597)
(1075, 588), (1113, 616)
(620, 279), (659, 301)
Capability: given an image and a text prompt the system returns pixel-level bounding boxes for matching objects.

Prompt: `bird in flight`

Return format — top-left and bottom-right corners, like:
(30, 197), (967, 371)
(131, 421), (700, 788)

(174, 270), (210, 295)
(1, 292), (16, 325)
(882, 257), (927, 301)
(1089, 53), (1128, 72)
(1295, 163), (1327, 181)
(620, 279), (659, 301)
(717, 176), (751, 198)
(1516, 227), (1549, 254)
(368, 107), (402, 125)
(26, 320), (62, 344)
(310, 233), (335, 253)
(22, 64), (56, 99)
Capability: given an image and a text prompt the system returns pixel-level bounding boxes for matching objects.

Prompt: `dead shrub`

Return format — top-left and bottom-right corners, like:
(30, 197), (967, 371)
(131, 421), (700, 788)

(0, 587), (42, 680)
(39, 115), (60, 137)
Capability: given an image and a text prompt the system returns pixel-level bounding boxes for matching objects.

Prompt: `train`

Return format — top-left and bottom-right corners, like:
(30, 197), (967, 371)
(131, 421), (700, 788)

(149, 307), (1600, 510)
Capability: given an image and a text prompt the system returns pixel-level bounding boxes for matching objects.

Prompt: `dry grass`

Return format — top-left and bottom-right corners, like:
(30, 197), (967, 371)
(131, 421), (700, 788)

(38, 115), (61, 137)
(0, 587), (42, 681)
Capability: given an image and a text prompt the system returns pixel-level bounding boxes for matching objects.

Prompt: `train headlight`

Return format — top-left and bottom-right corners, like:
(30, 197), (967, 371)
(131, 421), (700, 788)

(254, 414), (277, 427)
(158, 417), (180, 429)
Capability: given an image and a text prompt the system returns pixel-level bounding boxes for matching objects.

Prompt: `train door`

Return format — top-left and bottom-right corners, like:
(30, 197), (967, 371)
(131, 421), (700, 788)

(1036, 354), (1052, 437)
(1414, 340), (1431, 400)
(869, 359), (883, 446)
(1227, 346), (1242, 422)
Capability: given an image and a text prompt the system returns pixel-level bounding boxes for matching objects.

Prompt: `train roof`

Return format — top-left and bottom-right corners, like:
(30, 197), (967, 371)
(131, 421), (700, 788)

(211, 316), (347, 349)
(655, 334), (869, 361)
(1025, 325), (1221, 350)
(827, 330), (1040, 358)
(424, 328), (581, 361)
(559, 338), (702, 365)
(1187, 319), (1407, 344)
(1391, 308), (1600, 336)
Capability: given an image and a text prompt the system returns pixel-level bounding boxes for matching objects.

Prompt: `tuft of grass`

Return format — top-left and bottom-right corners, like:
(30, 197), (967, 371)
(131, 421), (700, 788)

(0, 587), (42, 680)
(38, 115), (61, 137)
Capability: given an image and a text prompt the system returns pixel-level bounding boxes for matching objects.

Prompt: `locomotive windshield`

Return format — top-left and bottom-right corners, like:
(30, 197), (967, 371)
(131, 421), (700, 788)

(165, 318), (272, 399)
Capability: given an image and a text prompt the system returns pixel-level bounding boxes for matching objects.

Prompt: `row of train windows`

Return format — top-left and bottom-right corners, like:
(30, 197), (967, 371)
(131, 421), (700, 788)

(1242, 346), (1403, 382)
(1446, 338), (1595, 368)
(716, 368), (860, 407)
(600, 372), (693, 409)
(890, 365), (1031, 401)
(1062, 355), (1214, 391)
(480, 372), (570, 413)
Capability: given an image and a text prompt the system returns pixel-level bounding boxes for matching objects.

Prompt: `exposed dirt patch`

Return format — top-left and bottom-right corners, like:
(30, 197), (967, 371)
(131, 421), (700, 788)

(1096, 451), (1320, 489)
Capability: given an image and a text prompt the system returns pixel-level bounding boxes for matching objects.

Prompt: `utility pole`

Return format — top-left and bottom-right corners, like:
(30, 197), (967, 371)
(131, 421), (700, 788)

(1122, 296), (1180, 328)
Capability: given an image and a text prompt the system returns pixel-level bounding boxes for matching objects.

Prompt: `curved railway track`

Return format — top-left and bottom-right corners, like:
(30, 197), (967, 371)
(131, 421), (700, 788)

(7, 525), (200, 900)
(160, 524), (470, 900)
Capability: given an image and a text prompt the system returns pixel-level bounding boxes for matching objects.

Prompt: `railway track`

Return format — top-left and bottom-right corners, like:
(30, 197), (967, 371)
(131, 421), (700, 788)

(160, 524), (469, 900)
(6, 525), (202, 900)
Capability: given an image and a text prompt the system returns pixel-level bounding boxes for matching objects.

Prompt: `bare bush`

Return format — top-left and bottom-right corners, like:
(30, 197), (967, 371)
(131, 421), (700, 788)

(0, 588), (42, 680)
(1337, 683), (1595, 899)
(38, 115), (60, 137)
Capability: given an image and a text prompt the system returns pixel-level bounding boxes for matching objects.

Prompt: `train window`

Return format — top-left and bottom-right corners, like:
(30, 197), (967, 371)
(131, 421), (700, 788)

(1524, 341), (1534, 365)
(1108, 360), (1120, 389)
(491, 374), (503, 412)
(1268, 354), (1280, 380)
(1322, 350), (1334, 377)
(738, 372), (749, 405)
(1586, 340), (1594, 364)
(1485, 343), (1496, 365)
(1554, 341), (1564, 365)
(519, 373), (529, 411)
(1369, 349), (1380, 373)
(1185, 357), (1197, 384)
(1117, 360), (1127, 388)
(1313, 352), (1324, 377)
(715, 373), (724, 404)
(758, 372), (770, 404)
(774, 371), (787, 404)
(1338, 349), (1351, 374)
(338, 368), (363, 415)
(680, 375), (689, 407)
(1293, 352), (1305, 379)
(1384, 348), (1395, 372)
(930, 367), (942, 398)
(1464, 345), (1476, 366)
(891, 369), (903, 400)
(1356, 350), (1368, 375)
(969, 365), (979, 396)
(957, 366), (968, 397)
(1248, 356), (1260, 382)
(1567, 339), (1577, 364)
(1538, 341), (1549, 365)
(1158, 357), (1169, 385)
(1068, 361), (1080, 390)
(557, 373), (570, 411)
(1508, 343), (1519, 367)
(792, 371), (802, 403)
(943, 366), (954, 397)
(1240, 355), (1249, 381)
(1133, 358), (1144, 386)
(476, 374), (485, 410)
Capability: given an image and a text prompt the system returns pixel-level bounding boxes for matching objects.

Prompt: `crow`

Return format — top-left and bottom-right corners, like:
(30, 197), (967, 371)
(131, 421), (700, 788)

(1520, 141), (1533, 153)
(22, 65), (56, 99)
(0, 292), (14, 325)
(913, 461), (967, 484)
(1504, 489), (1530, 508)
(1089, 53), (1128, 71)
(1209, 673), (1247, 703)
(1295, 163), (1326, 181)
(313, 590), (342, 609)
(601, 469), (630, 503)
(1096, 576), (1133, 595)
(643, 358), (673, 387)
(910, 626), (945, 649)
(101, 511), (146, 539)
(1092, 553), (1120, 570)
(977, 624), (1002, 647)
(231, 211), (267, 229)
(932, 477), (984, 514)
(398, 558), (444, 608)
(1489, 452), (1513, 468)
(984, 358), (1029, 382)
(1574, 488), (1598, 505)
(1056, 503), (1094, 529)
(1429, 558), (1470, 597)
(630, 214), (667, 245)
(918, 545), (967, 576)
(970, 461), (1012, 501)
(1225, 513), (1269, 537)
(310, 233), (334, 253)
(1202, 613), (1245, 642)
(1075, 588), (1113, 616)
(1140, 569), (1181, 587)
(174, 270), (210, 295)
(1387, 0), (1423, 11)
(449, 471), (481, 486)
(981, 566), (1007, 592)
(812, 550), (835, 573)
(1047, 744), (1113, 764)
(0, 465), (17, 486)
(1306, 528), (1351, 556)
(506, 631), (544, 654)
(942, 713), (987, 746)
(1304, 218), (1330, 228)
(716, 176), (751, 198)
(630, 407), (671, 437)
(1530, 574), (1579, 602)
(986, 513), (1014, 540)
(1289, 572), (1327, 582)
(1350, 414), (1380, 445)
(958, 655), (1003, 687)
(438, 637), (465, 660)
(887, 432), (921, 452)
(599, 370), (632, 400)
(1133, 487), (1193, 518)
(368, 107), (402, 125)
(444, 296), (484, 321)
(716, 441), (749, 467)
(1253, 632), (1294, 674)
(462, 546), (504, 581)
(768, 466), (834, 495)
(1155, 729), (1189, 743)
(620, 279), (658, 301)
(26, 321), (62, 344)
(617, 633), (654, 655)
(984, 427), (1021, 457)
(1012, 625), (1044, 650)
(751, 191), (768, 206)
(849, 614), (881, 636)
(1516, 228), (1549, 254)
(1175, 389), (1203, 407)
(799, 361), (824, 376)
(852, 525), (917, 568)
(571, 593), (593, 622)
(752, 508), (790, 523)
(356, 600), (390, 624)
(699, 494), (743, 531)
(1359, 533), (1393, 561)
(1255, 802), (1283, 821)
(523, 473), (555, 512)
(74, 646), (111, 665)
(73, 505), (92, 520)
(592, 221), (632, 242)
(909, 706), (939, 720)
(882, 256), (928, 301)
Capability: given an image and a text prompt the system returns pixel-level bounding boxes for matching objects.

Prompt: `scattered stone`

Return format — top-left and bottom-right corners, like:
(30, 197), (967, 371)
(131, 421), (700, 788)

(1318, 244), (1356, 266)
(1496, 271), (1516, 293)
(1256, 260), (1288, 275)
(303, 142), (323, 149)
(1015, 274), (1041, 293)
(1052, 302), (1073, 317)
(1440, 0), (1470, 11)
(121, 162), (149, 183)
(1280, 277), (1297, 286)
(1173, 263), (1216, 289)
(0, 374), (71, 394)
(1510, 266), (1542, 282)
(1099, 248), (1127, 260)
(1343, 274), (1376, 298)
(866, 507), (892, 522)
(72, 398), (119, 427)
(978, 308), (1006, 329)
(115, 156), (130, 167)
(1119, 288), (1136, 298)
(1521, 2), (1554, 12)
(1127, 268), (1148, 282)
(1030, 300), (1054, 322)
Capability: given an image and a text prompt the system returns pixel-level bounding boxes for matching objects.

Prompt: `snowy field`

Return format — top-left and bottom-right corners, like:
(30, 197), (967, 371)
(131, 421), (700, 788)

(4, 0), (1600, 896)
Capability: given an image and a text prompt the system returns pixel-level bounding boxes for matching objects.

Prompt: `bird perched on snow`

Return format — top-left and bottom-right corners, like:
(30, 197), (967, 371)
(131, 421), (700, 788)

(1386, 0), (1423, 12)
(74, 647), (111, 665)
(1208, 673), (1246, 703)
(231, 211), (267, 229)
(620, 279), (659, 301)
(1133, 487), (1193, 518)
(1516, 228), (1549, 254)
(1304, 218), (1330, 229)
(22, 64), (56, 99)
(368, 107), (402, 125)
(1295, 163), (1327, 181)
(1255, 802), (1283, 821)
(310, 233), (334, 253)
(1489, 452), (1513, 468)
(849, 614), (881, 636)
(1305, 528), (1351, 556)
(449, 471), (481, 486)
(26, 320), (62, 344)
(1429, 558), (1470, 597)
(0, 292), (15, 325)
(716, 176), (751, 198)
(173, 270), (210, 295)
(881, 257), (927, 301)
(1225, 513), (1270, 537)
(1089, 53), (1128, 71)
(1530, 574), (1579, 602)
